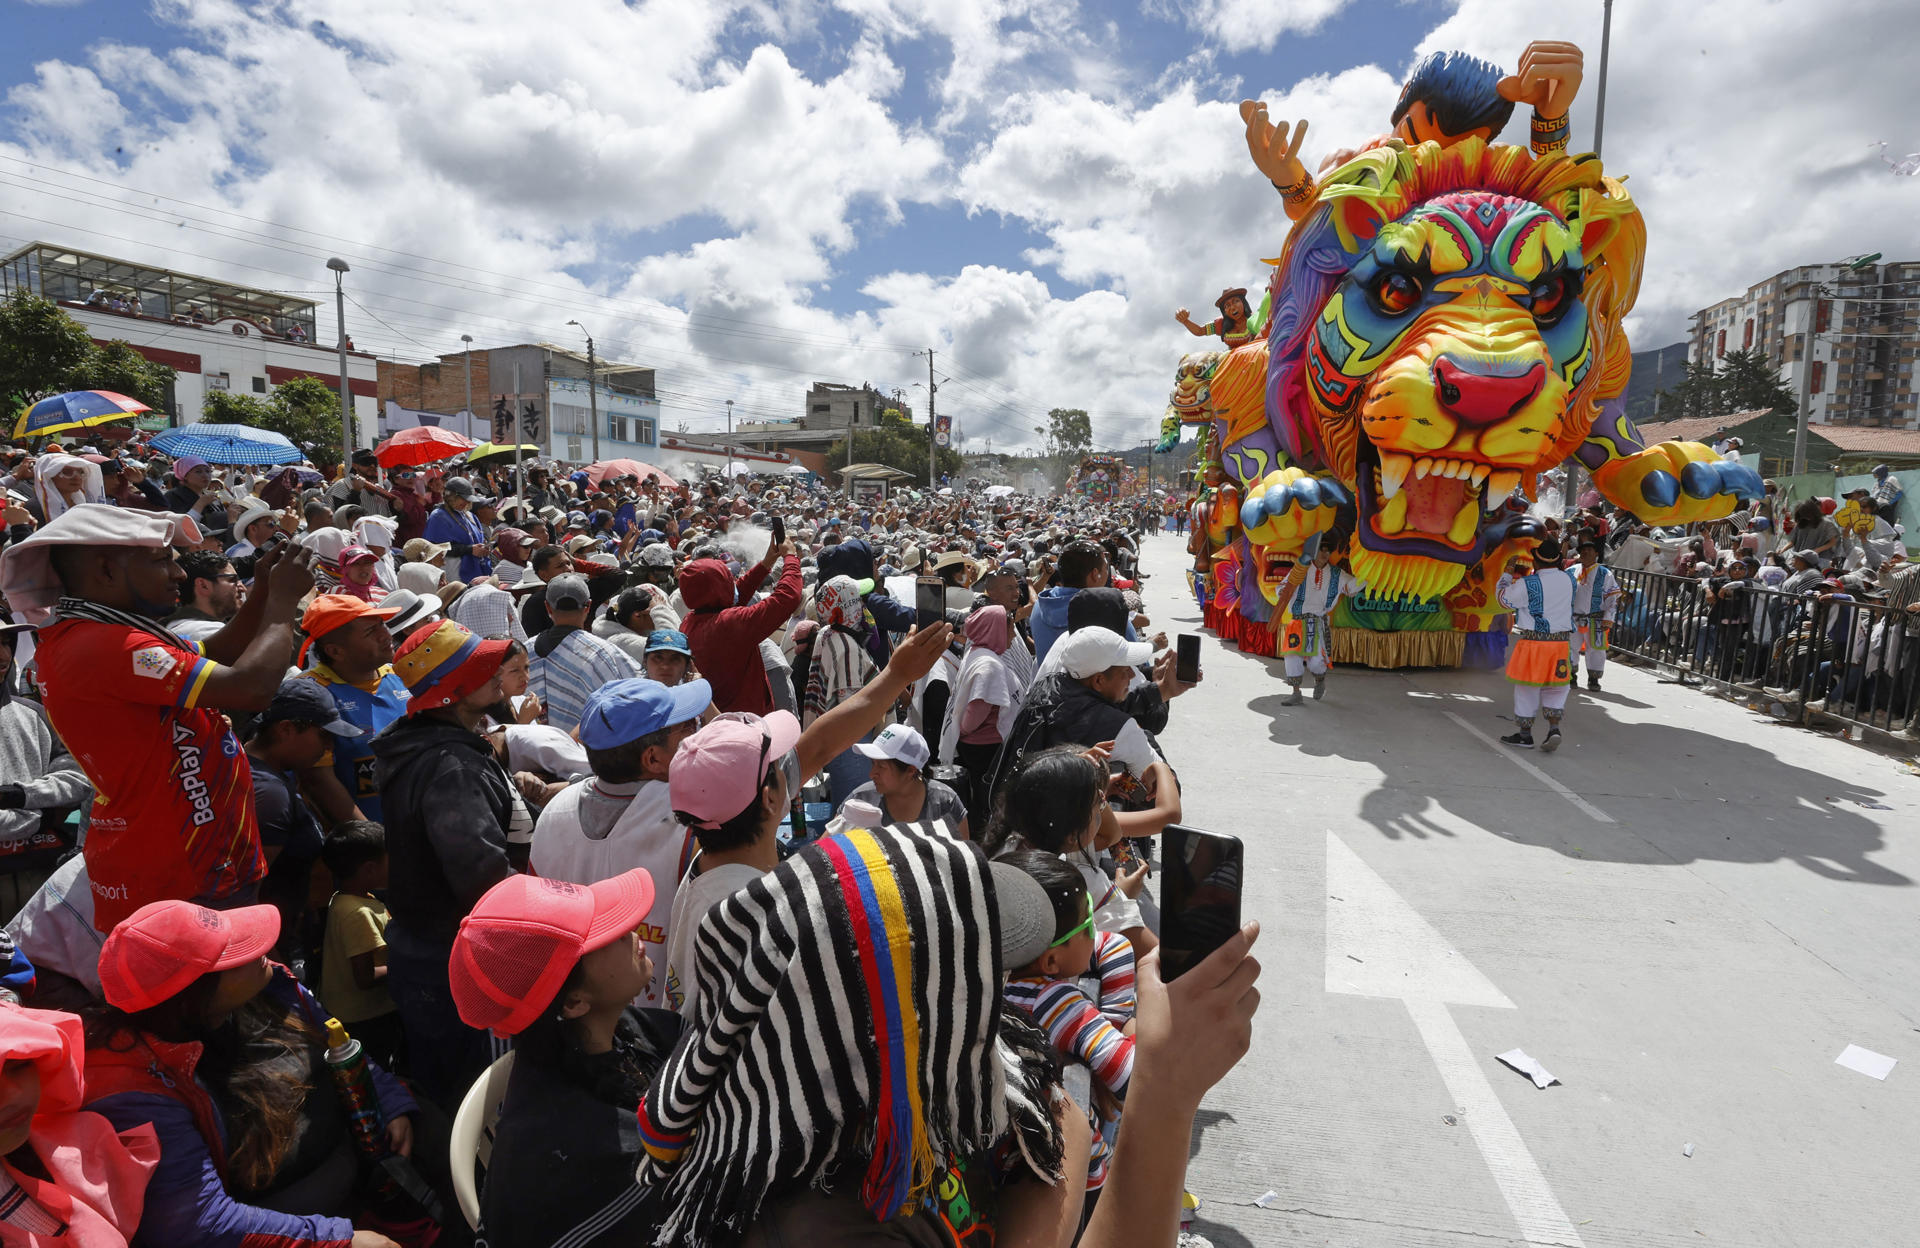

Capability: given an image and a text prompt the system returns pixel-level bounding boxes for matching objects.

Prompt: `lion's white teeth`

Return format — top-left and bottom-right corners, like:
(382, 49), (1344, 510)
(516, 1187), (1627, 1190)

(1413, 456), (1433, 480)
(1379, 452), (1411, 500)
(1485, 469), (1521, 508)
(1469, 464), (1490, 490)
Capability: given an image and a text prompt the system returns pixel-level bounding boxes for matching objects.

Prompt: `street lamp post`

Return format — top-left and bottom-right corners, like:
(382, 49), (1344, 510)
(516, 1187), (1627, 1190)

(326, 258), (352, 471)
(726, 399), (734, 478)
(460, 334), (474, 434)
(565, 320), (601, 465)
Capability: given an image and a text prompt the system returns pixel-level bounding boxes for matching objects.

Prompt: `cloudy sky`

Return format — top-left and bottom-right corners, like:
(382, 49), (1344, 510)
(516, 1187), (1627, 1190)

(2, 0), (1914, 451)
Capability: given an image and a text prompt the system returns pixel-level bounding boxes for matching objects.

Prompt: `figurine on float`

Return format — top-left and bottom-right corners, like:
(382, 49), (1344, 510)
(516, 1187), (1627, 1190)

(1176, 288), (1262, 348)
(1176, 39), (1761, 670)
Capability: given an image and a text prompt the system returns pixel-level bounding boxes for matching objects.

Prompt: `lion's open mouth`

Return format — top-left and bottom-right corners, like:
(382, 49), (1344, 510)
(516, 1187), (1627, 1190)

(1354, 437), (1524, 562)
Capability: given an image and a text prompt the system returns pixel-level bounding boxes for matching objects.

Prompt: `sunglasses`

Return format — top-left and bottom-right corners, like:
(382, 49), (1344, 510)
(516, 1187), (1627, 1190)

(1049, 890), (1095, 948)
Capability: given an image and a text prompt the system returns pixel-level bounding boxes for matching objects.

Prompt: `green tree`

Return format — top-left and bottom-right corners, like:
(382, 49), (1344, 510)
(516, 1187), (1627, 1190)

(0, 290), (97, 412)
(207, 375), (345, 469)
(825, 413), (963, 485)
(71, 340), (176, 412)
(1716, 348), (1797, 417)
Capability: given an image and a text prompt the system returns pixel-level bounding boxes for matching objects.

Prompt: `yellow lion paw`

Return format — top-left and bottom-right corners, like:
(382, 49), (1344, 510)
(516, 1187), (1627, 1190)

(1238, 466), (1349, 552)
(1592, 440), (1763, 525)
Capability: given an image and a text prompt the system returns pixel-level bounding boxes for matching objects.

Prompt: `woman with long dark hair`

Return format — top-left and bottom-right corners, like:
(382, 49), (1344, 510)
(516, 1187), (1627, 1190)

(82, 901), (425, 1248)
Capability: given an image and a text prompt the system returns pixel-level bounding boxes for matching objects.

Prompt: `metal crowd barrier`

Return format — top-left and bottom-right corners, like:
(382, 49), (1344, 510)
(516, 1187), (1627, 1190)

(1607, 566), (1920, 740)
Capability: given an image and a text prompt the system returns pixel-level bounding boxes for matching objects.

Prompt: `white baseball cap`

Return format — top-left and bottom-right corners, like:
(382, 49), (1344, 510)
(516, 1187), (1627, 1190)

(1055, 626), (1154, 679)
(854, 723), (931, 769)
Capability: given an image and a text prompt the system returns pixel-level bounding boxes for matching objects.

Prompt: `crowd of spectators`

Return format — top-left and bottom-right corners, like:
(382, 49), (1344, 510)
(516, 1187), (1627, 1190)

(0, 427), (1250, 1248)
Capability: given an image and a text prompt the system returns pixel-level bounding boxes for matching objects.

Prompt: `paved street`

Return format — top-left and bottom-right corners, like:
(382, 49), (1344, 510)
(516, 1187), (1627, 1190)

(1133, 533), (1920, 1247)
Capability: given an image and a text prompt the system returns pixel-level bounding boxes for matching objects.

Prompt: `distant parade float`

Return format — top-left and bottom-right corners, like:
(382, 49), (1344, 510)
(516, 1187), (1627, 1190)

(1068, 454), (1140, 502)
(1172, 42), (1761, 668)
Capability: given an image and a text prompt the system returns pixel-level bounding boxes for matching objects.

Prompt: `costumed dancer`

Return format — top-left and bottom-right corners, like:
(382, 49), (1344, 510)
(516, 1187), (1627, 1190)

(1276, 533), (1362, 706)
(1495, 538), (1578, 752)
(1571, 537), (1621, 692)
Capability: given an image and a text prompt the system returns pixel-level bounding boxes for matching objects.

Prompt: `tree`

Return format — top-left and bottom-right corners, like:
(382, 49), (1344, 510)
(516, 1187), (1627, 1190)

(0, 290), (97, 412)
(72, 340), (176, 412)
(1716, 348), (1797, 417)
(207, 375), (345, 469)
(825, 409), (963, 485)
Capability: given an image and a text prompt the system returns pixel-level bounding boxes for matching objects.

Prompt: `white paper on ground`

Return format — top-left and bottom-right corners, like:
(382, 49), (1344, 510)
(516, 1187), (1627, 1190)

(1496, 1048), (1560, 1089)
(1253, 1191), (1283, 1209)
(1835, 1044), (1897, 1080)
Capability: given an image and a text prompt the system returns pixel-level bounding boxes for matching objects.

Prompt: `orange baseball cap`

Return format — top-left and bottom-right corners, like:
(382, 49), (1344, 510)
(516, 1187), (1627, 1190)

(98, 900), (280, 1013)
(301, 593), (399, 640)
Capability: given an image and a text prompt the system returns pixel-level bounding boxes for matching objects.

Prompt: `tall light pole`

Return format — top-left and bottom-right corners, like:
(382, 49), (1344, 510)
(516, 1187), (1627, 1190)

(565, 320), (600, 465)
(915, 349), (939, 487)
(460, 333), (474, 434)
(1592, 0), (1614, 156)
(726, 399), (734, 478)
(326, 258), (352, 470)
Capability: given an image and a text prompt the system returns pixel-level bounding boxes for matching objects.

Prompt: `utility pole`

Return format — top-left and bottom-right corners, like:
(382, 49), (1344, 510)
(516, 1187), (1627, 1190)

(1592, 0), (1614, 156)
(512, 359), (525, 514)
(916, 348), (939, 487)
(326, 258), (352, 468)
(461, 334), (474, 434)
(726, 399), (734, 479)
(565, 320), (600, 464)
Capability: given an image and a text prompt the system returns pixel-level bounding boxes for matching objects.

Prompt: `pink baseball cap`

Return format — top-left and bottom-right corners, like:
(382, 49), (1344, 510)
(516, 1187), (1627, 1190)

(450, 871), (656, 1037)
(97, 900), (280, 1014)
(668, 710), (800, 830)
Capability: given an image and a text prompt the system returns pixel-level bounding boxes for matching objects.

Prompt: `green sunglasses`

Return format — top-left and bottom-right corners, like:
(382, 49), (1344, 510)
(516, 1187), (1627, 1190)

(1049, 891), (1096, 948)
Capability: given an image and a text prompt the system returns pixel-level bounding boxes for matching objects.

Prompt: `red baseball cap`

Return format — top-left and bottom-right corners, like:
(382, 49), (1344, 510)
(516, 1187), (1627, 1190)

(97, 900), (280, 1014)
(450, 870), (656, 1037)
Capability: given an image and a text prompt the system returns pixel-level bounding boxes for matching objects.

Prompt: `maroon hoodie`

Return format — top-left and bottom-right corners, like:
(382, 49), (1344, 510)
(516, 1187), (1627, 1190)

(678, 554), (803, 714)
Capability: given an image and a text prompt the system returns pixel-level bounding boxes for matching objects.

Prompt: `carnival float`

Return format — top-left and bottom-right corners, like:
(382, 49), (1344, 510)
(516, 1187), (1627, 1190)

(1171, 43), (1762, 668)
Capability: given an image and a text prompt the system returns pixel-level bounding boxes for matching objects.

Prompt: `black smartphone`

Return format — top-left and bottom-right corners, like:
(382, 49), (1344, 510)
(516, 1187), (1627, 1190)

(771, 514), (786, 546)
(915, 576), (946, 630)
(1159, 825), (1243, 981)
(1175, 633), (1201, 684)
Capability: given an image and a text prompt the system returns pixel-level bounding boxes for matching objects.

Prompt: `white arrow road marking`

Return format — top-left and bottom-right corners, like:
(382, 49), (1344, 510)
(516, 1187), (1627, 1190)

(1327, 833), (1585, 1247)
(1444, 710), (1614, 824)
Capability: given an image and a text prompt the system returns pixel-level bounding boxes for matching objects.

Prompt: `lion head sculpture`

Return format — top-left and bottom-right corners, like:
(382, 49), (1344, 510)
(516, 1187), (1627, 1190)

(1252, 137), (1644, 602)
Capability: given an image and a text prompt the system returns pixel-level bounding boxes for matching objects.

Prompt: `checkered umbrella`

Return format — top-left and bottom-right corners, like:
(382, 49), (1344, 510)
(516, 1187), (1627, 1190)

(147, 423), (304, 465)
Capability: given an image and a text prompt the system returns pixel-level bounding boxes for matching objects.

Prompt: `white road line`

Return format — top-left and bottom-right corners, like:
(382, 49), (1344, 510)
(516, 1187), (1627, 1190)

(1404, 997), (1587, 1248)
(1443, 710), (1615, 824)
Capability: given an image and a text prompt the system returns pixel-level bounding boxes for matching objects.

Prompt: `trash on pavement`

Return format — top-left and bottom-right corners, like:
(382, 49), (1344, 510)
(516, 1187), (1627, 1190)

(1835, 1044), (1897, 1080)
(1496, 1048), (1560, 1089)
(1682, 1143), (1694, 1157)
(1253, 1191), (1283, 1209)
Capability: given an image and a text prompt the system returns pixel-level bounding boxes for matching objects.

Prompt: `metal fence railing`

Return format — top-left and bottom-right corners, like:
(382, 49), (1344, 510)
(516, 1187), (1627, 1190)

(1608, 566), (1920, 739)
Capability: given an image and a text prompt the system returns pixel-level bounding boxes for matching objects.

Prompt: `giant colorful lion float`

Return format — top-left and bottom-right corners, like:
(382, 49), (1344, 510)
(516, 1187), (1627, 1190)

(1190, 135), (1760, 666)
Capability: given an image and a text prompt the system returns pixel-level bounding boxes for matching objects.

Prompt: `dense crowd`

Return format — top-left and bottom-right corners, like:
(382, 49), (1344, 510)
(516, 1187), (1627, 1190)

(0, 429), (1246, 1248)
(1562, 463), (1920, 731)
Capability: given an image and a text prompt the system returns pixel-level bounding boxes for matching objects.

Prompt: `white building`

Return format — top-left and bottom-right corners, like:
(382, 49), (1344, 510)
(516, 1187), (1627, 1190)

(0, 241), (380, 441)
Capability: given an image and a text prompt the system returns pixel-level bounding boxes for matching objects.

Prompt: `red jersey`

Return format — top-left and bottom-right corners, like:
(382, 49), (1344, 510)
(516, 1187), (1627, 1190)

(36, 619), (263, 932)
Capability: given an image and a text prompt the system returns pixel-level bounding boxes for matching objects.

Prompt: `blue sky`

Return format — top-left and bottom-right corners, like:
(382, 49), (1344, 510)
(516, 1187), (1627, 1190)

(2, 0), (1914, 449)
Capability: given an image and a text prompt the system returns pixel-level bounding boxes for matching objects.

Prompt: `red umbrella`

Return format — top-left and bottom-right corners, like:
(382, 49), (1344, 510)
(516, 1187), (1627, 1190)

(585, 458), (675, 488)
(375, 426), (479, 468)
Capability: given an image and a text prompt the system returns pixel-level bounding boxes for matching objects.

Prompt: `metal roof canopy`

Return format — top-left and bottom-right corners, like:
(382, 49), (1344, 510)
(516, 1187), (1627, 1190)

(1, 241), (318, 329)
(840, 462), (914, 480)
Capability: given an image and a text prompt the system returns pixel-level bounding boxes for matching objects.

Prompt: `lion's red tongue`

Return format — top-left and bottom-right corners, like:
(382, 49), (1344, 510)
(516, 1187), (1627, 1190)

(1405, 475), (1469, 534)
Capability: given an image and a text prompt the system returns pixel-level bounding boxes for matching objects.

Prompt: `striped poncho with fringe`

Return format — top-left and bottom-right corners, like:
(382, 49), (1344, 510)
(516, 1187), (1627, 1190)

(637, 824), (1064, 1247)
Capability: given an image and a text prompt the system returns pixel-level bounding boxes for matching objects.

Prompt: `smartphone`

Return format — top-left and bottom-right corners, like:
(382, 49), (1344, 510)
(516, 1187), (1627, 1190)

(915, 576), (946, 630)
(770, 514), (786, 546)
(1159, 825), (1244, 981)
(1175, 633), (1201, 684)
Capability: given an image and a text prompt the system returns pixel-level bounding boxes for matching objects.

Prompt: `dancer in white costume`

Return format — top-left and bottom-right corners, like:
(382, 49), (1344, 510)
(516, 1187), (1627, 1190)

(1571, 537), (1621, 692)
(1277, 534), (1362, 706)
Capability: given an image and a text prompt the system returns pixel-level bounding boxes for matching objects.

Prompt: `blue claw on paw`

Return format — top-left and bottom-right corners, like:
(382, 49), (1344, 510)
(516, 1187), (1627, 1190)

(1318, 479), (1352, 507)
(1641, 470), (1680, 508)
(1241, 495), (1266, 528)
(1679, 459), (1765, 503)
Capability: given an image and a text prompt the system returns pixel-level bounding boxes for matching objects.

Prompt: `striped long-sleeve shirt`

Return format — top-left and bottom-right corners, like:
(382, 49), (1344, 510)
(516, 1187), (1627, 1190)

(529, 628), (642, 735)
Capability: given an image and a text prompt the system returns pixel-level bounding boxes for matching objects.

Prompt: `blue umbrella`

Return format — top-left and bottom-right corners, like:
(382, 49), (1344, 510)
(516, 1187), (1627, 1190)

(148, 423), (304, 465)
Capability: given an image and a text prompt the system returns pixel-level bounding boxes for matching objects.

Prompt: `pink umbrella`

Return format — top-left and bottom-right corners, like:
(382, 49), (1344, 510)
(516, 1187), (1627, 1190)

(585, 458), (674, 488)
